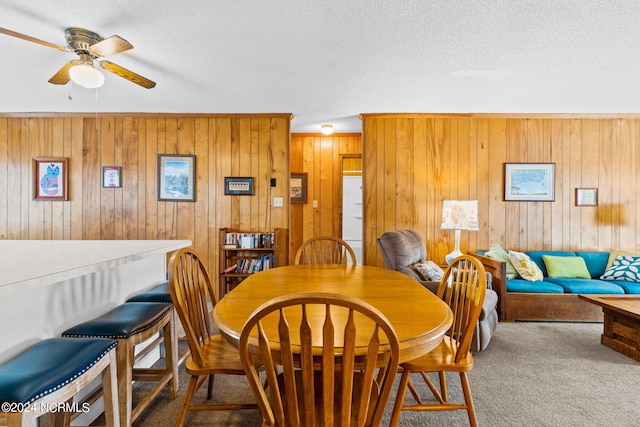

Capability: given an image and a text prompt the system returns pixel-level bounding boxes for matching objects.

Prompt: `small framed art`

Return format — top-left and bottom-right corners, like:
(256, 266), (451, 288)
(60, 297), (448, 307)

(224, 177), (254, 195)
(102, 166), (121, 188)
(33, 157), (68, 201)
(290, 172), (307, 203)
(575, 188), (598, 206)
(157, 154), (196, 201)
(504, 163), (555, 202)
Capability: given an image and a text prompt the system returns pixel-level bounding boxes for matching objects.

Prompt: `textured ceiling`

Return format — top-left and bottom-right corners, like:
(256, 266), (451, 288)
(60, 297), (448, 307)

(1, 1), (639, 133)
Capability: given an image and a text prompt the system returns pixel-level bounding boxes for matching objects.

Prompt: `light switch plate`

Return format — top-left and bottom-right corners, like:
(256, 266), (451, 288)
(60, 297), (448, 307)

(273, 197), (283, 207)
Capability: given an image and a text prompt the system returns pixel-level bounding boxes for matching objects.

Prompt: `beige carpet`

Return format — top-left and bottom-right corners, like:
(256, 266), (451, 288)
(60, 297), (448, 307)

(109, 322), (639, 426)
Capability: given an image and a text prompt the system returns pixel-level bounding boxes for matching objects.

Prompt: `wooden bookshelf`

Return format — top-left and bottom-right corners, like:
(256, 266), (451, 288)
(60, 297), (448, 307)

(218, 227), (288, 298)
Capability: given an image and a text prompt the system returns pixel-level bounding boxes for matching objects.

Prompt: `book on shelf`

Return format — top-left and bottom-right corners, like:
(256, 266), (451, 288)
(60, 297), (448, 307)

(234, 254), (275, 275)
(222, 263), (238, 274)
(223, 232), (275, 249)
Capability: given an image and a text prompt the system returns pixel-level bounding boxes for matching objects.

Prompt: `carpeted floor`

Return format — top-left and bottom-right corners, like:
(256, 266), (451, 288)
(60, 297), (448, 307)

(111, 322), (640, 426)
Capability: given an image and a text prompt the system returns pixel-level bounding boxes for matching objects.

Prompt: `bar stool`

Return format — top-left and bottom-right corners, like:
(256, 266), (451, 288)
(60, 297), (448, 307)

(0, 338), (118, 427)
(126, 282), (190, 365)
(126, 282), (172, 304)
(62, 302), (178, 427)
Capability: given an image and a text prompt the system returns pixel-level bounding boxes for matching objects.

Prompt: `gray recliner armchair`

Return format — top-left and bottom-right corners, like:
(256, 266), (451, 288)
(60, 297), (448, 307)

(376, 229), (498, 352)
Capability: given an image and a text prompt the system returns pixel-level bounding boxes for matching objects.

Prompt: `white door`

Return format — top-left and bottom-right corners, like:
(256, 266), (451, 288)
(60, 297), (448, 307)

(342, 176), (363, 264)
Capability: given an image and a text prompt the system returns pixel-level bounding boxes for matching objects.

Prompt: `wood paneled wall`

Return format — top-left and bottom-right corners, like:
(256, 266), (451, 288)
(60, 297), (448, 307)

(290, 133), (362, 261)
(362, 114), (640, 266)
(0, 114), (291, 293)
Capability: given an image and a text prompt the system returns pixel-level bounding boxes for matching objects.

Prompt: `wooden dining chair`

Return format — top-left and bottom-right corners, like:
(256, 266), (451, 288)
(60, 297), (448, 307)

(294, 236), (356, 265)
(239, 291), (400, 427)
(168, 247), (262, 427)
(389, 255), (487, 427)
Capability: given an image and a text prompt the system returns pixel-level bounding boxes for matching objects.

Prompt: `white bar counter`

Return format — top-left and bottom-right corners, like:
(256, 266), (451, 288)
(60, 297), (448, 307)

(0, 239), (191, 362)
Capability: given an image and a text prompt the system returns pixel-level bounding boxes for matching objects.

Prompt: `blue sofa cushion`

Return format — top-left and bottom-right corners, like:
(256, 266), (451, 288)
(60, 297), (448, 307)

(507, 278), (564, 293)
(575, 251), (610, 277)
(608, 280), (640, 294)
(544, 278), (625, 294)
(525, 251), (577, 277)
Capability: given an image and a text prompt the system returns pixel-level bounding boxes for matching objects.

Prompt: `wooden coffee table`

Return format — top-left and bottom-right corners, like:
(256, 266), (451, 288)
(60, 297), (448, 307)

(579, 295), (640, 362)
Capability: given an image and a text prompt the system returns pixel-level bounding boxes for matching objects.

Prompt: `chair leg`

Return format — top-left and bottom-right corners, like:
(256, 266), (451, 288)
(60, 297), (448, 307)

(5, 412), (28, 427)
(407, 377), (423, 403)
(418, 372), (445, 405)
(207, 374), (215, 399)
(102, 349), (119, 427)
(176, 375), (200, 427)
(389, 367), (411, 427)
(163, 315), (179, 399)
(116, 338), (135, 427)
(460, 372), (478, 427)
(439, 371), (448, 402)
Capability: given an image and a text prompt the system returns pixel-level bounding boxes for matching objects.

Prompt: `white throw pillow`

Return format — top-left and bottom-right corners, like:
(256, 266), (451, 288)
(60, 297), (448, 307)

(508, 251), (543, 282)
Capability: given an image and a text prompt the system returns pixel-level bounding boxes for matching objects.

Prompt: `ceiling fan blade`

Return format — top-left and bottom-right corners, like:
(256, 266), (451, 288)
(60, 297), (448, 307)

(48, 60), (82, 85)
(0, 27), (69, 52)
(99, 60), (156, 89)
(90, 35), (133, 57)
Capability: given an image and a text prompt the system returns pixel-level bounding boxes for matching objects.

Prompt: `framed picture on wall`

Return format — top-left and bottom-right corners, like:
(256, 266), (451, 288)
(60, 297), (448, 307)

(290, 172), (307, 203)
(224, 177), (254, 195)
(102, 166), (121, 188)
(157, 154), (196, 201)
(504, 163), (555, 202)
(33, 157), (68, 201)
(575, 188), (598, 206)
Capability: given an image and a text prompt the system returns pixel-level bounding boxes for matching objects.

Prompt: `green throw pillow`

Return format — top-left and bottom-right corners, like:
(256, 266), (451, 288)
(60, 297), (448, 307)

(542, 255), (591, 279)
(600, 255), (640, 282)
(484, 242), (518, 279)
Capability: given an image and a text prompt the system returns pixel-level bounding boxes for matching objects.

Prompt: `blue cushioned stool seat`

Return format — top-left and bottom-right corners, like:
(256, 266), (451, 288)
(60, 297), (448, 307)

(0, 338), (119, 427)
(61, 303), (178, 427)
(126, 282), (172, 304)
(62, 302), (172, 338)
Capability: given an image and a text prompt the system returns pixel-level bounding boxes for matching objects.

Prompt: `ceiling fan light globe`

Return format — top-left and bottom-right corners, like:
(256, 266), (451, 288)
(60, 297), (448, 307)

(69, 64), (105, 88)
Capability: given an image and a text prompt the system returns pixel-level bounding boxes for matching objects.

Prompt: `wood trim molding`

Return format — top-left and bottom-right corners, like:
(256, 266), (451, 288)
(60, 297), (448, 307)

(0, 112), (294, 120)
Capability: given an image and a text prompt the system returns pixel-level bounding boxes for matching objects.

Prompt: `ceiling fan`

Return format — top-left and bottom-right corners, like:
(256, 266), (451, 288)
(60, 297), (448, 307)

(0, 26), (155, 89)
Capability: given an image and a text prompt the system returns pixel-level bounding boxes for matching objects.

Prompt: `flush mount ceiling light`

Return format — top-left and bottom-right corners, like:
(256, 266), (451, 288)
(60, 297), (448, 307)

(320, 124), (334, 135)
(68, 61), (105, 88)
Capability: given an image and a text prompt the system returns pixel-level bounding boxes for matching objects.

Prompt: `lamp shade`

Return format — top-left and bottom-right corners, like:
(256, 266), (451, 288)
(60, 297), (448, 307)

(440, 200), (479, 231)
(69, 63), (105, 89)
(441, 200), (479, 264)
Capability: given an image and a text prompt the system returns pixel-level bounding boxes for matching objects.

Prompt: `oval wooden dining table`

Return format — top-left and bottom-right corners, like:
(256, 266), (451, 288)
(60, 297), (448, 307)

(213, 264), (453, 363)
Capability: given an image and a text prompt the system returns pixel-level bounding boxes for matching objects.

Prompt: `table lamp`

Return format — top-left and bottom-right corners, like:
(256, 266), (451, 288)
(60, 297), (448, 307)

(440, 200), (479, 264)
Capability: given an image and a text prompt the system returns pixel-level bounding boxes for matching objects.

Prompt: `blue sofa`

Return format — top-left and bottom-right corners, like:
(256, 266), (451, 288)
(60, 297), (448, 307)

(471, 250), (640, 322)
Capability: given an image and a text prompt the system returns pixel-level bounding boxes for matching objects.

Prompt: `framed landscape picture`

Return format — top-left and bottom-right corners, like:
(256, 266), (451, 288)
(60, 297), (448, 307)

(290, 172), (307, 203)
(33, 157), (68, 201)
(504, 163), (555, 202)
(157, 154), (196, 201)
